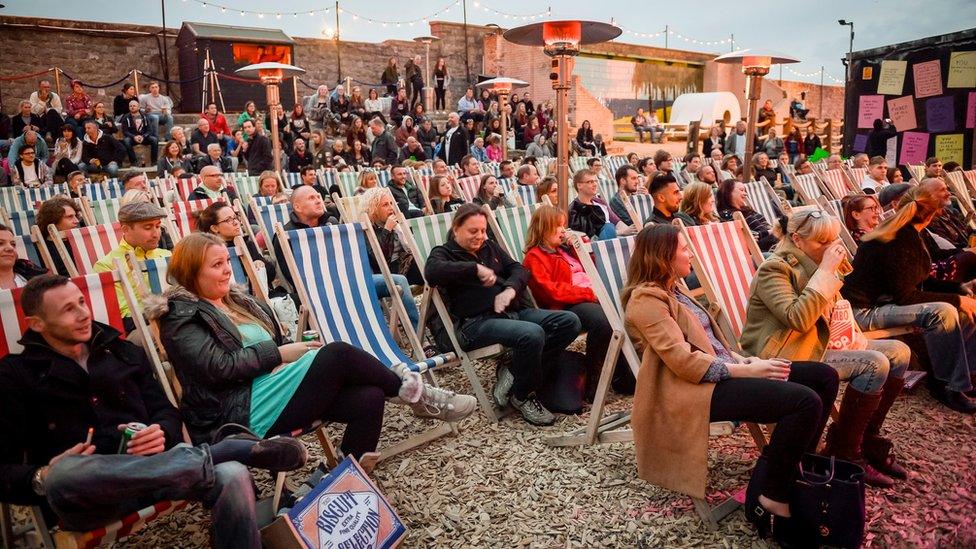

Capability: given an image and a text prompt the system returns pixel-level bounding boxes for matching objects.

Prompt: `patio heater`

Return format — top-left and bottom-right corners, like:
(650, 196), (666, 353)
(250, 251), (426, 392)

(236, 62), (306, 175)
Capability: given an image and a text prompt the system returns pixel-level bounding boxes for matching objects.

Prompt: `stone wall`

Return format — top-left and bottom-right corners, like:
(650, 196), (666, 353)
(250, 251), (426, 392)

(776, 79), (846, 121)
(0, 16), (179, 112)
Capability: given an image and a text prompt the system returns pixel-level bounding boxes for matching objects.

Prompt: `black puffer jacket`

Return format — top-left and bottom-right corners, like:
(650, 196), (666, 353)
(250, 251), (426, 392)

(147, 285), (284, 445)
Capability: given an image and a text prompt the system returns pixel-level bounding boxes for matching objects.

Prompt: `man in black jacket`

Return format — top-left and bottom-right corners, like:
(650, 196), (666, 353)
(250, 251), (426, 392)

(119, 100), (158, 166)
(194, 143), (234, 174)
(423, 204), (580, 426)
(439, 112), (469, 167)
(0, 275), (307, 548)
(189, 166), (240, 202)
(865, 118), (897, 159)
(80, 121), (124, 178)
(369, 117), (399, 166)
(273, 186), (339, 288)
(388, 165), (425, 218)
(241, 119), (273, 176)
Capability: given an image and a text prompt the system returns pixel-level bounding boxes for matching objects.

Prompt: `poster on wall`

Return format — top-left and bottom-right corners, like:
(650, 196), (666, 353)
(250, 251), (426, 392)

(934, 134), (964, 166)
(947, 51), (976, 88)
(886, 95), (917, 131)
(900, 132), (930, 165)
(913, 60), (944, 98)
(967, 91), (976, 129)
(925, 96), (956, 133)
(877, 60), (908, 95)
(857, 95), (885, 128)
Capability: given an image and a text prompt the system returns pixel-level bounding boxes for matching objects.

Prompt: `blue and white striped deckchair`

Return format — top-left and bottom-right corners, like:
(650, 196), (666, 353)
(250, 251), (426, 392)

(25, 185), (69, 204)
(83, 197), (123, 226)
(0, 188), (29, 212)
(1, 209), (35, 237)
(318, 168), (337, 189)
(136, 249), (248, 296)
(568, 156), (589, 175)
(276, 222), (458, 457)
(486, 203), (542, 263)
(597, 177), (617, 202)
(232, 175), (261, 202)
(510, 183), (537, 207)
(373, 169), (392, 187)
(254, 202), (292, 243)
(251, 195), (276, 208)
(603, 155), (627, 178)
(14, 233), (43, 267)
(746, 179), (786, 228)
(481, 162), (501, 176)
(281, 171), (302, 188)
(399, 209), (508, 419)
(336, 171), (359, 198)
(630, 193), (656, 225)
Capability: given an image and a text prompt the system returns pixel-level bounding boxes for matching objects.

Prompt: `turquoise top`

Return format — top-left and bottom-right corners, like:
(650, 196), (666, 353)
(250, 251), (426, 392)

(244, 323), (316, 438)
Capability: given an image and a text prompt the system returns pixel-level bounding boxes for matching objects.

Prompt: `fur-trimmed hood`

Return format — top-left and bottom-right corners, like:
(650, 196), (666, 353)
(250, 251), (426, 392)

(143, 282), (267, 324)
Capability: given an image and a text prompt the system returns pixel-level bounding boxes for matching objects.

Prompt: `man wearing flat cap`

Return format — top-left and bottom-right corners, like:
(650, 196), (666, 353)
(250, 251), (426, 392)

(93, 202), (172, 325)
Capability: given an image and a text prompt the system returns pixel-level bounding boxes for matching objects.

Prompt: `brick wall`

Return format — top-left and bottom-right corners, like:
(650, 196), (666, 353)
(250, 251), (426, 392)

(0, 16), (179, 112)
(776, 80), (846, 121)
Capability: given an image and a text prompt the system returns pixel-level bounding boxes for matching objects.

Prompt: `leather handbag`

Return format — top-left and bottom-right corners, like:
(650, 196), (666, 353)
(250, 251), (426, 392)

(791, 453), (866, 548)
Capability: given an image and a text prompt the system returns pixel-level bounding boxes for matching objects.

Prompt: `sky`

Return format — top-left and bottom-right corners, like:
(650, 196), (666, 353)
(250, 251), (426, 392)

(4, 0), (976, 85)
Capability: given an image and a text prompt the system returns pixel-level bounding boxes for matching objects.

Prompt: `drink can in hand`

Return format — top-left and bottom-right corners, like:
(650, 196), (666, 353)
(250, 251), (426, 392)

(301, 330), (321, 343)
(118, 422), (147, 454)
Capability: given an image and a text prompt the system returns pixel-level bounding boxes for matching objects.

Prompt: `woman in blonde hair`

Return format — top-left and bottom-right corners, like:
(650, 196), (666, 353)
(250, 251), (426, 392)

(360, 188), (422, 328)
(427, 174), (463, 214)
(741, 210), (912, 487)
(842, 178), (976, 414)
(354, 170), (379, 196)
(622, 224), (837, 540)
(523, 205), (634, 400)
(150, 233), (475, 453)
(679, 182), (719, 226)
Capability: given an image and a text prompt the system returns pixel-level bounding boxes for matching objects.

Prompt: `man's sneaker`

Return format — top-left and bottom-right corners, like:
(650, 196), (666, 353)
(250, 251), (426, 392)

(492, 365), (514, 408)
(246, 436), (309, 472)
(409, 384), (477, 423)
(509, 394), (555, 426)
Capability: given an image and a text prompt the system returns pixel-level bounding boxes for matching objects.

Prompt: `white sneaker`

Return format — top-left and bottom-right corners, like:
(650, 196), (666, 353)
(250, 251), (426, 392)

(409, 384), (477, 423)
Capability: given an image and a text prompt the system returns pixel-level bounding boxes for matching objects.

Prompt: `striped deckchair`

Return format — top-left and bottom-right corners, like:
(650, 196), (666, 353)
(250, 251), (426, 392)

(455, 175), (482, 202)
(846, 166), (867, 186)
(173, 177), (200, 201)
(963, 170), (976, 196)
(275, 222), (459, 459)
(336, 171), (359, 198)
(510, 183), (538, 207)
(52, 222), (123, 276)
(793, 173), (825, 205)
(0, 271), (186, 549)
(0, 187), (29, 211)
(25, 185), (69, 204)
(678, 213), (765, 342)
(596, 176), (617, 202)
(399, 210), (506, 421)
(603, 155), (628, 177)
(816, 197), (860, 256)
(82, 197), (123, 226)
(745, 179), (787, 228)
(485, 203), (542, 263)
(250, 195), (276, 208)
(945, 171), (976, 230)
(318, 168), (338, 189)
(630, 193), (656, 226)
(481, 162), (501, 176)
(253, 202), (292, 244)
(281, 171), (303, 188)
(568, 156), (589, 175)
(0, 208), (35, 237)
(231, 175), (261, 201)
(171, 198), (219, 238)
(820, 169), (854, 200)
(334, 193), (367, 223)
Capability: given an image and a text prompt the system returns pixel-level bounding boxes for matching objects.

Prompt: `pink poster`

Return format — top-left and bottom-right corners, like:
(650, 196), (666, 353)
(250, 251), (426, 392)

(913, 60), (943, 98)
(899, 131), (930, 165)
(857, 95), (885, 128)
(886, 95), (917, 131)
(967, 91), (976, 129)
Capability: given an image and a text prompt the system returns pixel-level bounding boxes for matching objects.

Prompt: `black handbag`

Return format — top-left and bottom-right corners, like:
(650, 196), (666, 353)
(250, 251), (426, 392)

(790, 453), (866, 549)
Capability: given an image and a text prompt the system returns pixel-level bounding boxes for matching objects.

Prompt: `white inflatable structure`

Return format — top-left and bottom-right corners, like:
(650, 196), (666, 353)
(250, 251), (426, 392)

(667, 92), (741, 126)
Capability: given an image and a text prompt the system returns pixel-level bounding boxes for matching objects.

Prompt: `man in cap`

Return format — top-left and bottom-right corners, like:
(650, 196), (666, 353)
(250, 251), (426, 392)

(93, 202), (172, 325)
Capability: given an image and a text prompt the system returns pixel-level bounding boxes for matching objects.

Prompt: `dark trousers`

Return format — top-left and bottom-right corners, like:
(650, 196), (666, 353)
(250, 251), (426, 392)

(709, 360), (839, 502)
(458, 308), (582, 400)
(435, 87), (446, 110)
(39, 109), (65, 139)
(565, 302), (633, 391)
(266, 342), (401, 459)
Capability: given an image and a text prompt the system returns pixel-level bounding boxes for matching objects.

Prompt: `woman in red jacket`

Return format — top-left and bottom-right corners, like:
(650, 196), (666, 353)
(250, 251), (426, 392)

(523, 205), (635, 399)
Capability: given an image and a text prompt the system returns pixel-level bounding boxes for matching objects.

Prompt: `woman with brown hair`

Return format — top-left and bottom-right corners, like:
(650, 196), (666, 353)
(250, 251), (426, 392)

(679, 182), (719, 226)
(523, 205), (634, 399)
(427, 175), (463, 214)
(150, 233), (475, 452)
(473, 174), (514, 210)
(842, 179), (976, 413)
(622, 224), (838, 540)
(195, 201), (276, 291)
(35, 196), (83, 276)
(716, 178), (779, 251)
(535, 176), (558, 206)
(157, 140), (188, 175)
(841, 194), (882, 242)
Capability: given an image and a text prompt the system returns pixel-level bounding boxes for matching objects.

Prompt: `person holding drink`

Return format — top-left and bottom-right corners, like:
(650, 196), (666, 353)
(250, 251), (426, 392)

(740, 210), (912, 487)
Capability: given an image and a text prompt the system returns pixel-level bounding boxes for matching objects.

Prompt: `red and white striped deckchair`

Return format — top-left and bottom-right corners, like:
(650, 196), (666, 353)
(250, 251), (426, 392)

(51, 222), (124, 276)
(454, 174), (482, 202)
(793, 173), (826, 205)
(820, 169), (855, 200)
(170, 198), (219, 238)
(0, 271), (186, 549)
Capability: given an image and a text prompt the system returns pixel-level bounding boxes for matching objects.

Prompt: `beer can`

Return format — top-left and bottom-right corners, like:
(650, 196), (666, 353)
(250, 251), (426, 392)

(118, 422), (147, 454)
(301, 330), (321, 342)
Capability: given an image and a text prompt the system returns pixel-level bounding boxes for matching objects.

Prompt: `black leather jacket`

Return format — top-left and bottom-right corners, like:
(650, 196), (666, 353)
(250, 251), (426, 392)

(150, 285), (283, 444)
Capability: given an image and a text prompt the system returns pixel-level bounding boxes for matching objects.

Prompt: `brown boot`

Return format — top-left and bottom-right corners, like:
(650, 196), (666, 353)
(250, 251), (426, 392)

(863, 376), (909, 479)
(824, 387), (894, 488)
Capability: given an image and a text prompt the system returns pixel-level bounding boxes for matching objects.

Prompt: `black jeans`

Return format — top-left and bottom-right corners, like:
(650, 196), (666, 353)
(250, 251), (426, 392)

(435, 86), (446, 110)
(458, 308), (581, 400)
(565, 302), (633, 393)
(709, 360), (839, 502)
(265, 342), (401, 459)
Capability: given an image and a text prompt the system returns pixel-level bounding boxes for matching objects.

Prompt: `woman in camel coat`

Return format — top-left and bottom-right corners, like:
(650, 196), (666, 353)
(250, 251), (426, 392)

(622, 224), (838, 538)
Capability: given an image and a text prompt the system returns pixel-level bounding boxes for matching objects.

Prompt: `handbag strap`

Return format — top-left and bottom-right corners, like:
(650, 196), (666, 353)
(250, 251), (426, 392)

(798, 455), (836, 485)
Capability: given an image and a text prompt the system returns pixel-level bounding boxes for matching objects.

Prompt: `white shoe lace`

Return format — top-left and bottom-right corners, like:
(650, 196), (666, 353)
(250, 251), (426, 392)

(421, 384), (457, 414)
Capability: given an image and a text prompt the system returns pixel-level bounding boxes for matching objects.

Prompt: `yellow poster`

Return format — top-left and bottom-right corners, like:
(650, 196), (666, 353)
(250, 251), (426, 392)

(934, 134), (964, 166)
(947, 51), (976, 88)
(877, 60), (907, 95)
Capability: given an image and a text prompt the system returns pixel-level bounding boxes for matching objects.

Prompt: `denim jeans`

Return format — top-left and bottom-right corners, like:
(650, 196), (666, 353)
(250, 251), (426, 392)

(79, 160), (120, 178)
(372, 273), (419, 329)
(147, 113), (173, 139)
(123, 135), (159, 163)
(596, 223), (617, 241)
(458, 308), (581, 399)
(45, 444), (259, 549)
(823, 338), (911, 394)
(854, 302), (976, 392)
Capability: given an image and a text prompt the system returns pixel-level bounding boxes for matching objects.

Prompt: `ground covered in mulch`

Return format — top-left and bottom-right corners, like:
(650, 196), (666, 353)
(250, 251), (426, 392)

(10, 356), (976, 547)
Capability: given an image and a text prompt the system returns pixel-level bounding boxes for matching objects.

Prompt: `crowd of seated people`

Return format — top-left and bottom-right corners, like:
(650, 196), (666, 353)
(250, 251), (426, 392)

(3, 59), (976, 548)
